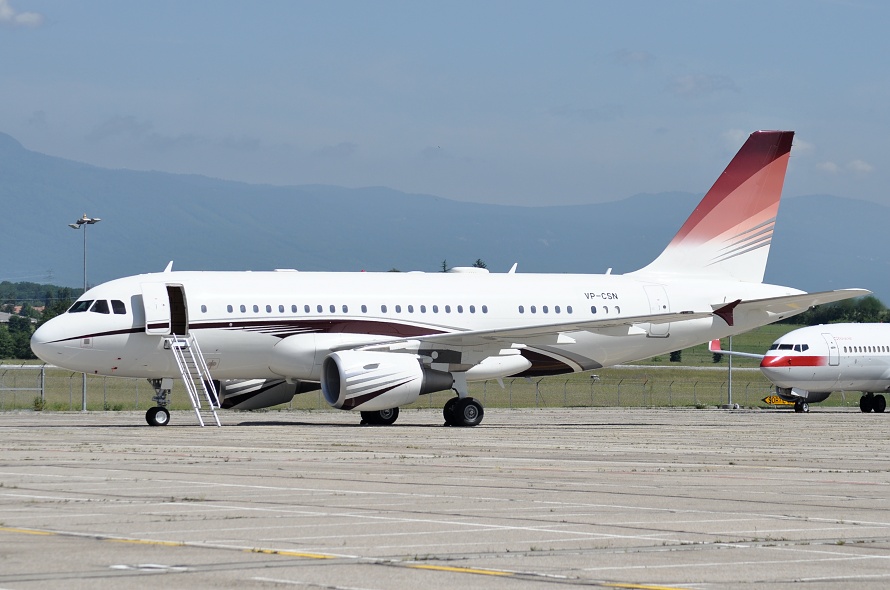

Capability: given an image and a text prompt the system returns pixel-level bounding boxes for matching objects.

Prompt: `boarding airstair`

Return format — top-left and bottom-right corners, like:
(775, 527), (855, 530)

(166, 334), (221, 427)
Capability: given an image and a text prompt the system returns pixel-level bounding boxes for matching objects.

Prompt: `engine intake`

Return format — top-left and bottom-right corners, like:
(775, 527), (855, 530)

(322, 351), (453, 411)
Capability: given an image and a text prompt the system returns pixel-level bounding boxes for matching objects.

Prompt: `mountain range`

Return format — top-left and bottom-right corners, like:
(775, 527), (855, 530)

(1, 131), (887, 303)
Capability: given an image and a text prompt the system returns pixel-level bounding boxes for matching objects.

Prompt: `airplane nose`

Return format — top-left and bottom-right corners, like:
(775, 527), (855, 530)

(30, 321), (64, 363)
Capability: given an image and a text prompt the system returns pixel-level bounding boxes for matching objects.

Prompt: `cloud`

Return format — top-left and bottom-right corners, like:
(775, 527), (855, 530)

(667, 74), (739, 98)
(610, 49), (655, 67)
(817, 160), (874, 175)
(0, 0), (44, 27)
(86, 116), (154, 142)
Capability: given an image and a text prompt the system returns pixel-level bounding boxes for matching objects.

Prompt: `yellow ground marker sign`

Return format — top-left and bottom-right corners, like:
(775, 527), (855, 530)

(762, 395), (794, 406)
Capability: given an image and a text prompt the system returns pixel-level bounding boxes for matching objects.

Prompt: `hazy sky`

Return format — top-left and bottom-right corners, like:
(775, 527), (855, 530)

(2, 0), (888, 206)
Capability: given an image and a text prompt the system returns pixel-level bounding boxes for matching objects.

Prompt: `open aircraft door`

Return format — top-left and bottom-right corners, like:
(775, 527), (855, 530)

(141, 283), (189, 336)
(821, 332), (840, 366)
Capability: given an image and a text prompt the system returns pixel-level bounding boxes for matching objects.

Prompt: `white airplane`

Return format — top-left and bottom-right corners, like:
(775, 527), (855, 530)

(711, 323), (889, 413)
(30, 130), (868, 427)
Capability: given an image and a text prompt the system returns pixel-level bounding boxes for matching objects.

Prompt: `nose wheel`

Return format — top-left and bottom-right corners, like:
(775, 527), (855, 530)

(145, 406), (170, 426)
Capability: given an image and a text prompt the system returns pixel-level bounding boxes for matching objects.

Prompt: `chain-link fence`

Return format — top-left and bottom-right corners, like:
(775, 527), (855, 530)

(0, 364), (856, 413)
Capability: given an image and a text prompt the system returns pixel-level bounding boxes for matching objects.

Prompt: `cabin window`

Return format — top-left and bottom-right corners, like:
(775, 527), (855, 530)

(518, 305), (525, 314)
(112, 300), (127, 314)
(567, 306), (573, 314)
(590, 306), (597, 314)
(240, 305), (247, 313)
(530, 305), (537, 314)
(433, 305), (439, 313)
(381, 305), (387, 313)
(408, 305), (414, 313)
(317, 305), (323, 313)
(304, 305), (310, 313)
(227, 305), (234, 313)
(420, 305), (427, 313)
(482, 305), (488, 313)
(445, 305), (451, 313)
(330, 305), (336, 313)
(90, 300), (110, 314)
(200, 304), (207, 313)
(554, 306), (560, 314)
(361, 305), (368, 313)
(395, 305), (402, 313)
(542, 305), (549, 313)
(266, 305), (272, 313)
(342, 305), (348, 313)
(253, 305), (259, 313)
(279, 305), (285, 313)
(469, 305), (475, 313)
(457, 305), (464, 313)
(291, 305), (297, 313)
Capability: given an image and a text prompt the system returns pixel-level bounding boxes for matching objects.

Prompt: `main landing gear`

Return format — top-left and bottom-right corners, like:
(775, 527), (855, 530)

(360, 407), (400, 426)
(793, 401), (810, 413)
(443, 397), (484, 427)
(859, 393), (887, 413)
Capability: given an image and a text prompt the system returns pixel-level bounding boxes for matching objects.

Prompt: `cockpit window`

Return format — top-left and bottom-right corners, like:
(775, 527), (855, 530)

(778, 344), (793, 350)
(768, 344), (779, 350)
(111, 300), (126, 314)
(68, 300), (93, 313)
(90, 300), (110, 314)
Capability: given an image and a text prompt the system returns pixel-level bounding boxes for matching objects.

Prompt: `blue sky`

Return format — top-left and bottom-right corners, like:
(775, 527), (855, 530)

(1, 0), (888, 206)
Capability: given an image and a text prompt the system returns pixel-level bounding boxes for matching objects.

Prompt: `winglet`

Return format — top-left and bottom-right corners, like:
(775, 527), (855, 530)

(713, 299), (742, 326)
(631, 131), (794, 283)
(708, 339), (722, 353)
(163, 261), (173, 273)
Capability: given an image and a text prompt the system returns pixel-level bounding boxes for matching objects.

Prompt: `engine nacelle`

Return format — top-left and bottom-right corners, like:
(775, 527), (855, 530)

(322, 351), (453, 411)
(218, 378), (319, 410)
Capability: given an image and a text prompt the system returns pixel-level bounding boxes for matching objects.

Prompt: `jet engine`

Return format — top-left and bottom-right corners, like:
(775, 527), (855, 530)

(321, 351), (453, 411)
(218, 378), (319, 410)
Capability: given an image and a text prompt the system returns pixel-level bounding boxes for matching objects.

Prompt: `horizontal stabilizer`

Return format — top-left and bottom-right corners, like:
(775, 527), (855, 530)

(708, 339), (765, 359)
(711, 288), (871, 326)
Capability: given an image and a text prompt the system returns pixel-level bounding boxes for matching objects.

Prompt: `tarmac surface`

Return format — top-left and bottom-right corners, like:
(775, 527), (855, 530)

(0, 406), (889, 589)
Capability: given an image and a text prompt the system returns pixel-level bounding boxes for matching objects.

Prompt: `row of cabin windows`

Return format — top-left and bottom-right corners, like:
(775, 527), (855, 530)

(214, 303), (491, 315)
(68, 299), (127, 315)
(516, 305), (619, 314)
(843, 345), (889, 354)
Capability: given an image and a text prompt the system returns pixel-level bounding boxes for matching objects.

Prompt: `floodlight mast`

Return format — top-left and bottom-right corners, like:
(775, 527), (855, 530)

(68, 213), (101, 412)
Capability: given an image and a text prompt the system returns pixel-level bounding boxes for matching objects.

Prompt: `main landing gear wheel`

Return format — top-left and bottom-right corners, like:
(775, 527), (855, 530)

(873, 394), (886, 413)
(794, 401), (809, 413)
(860, 393), (875, 413)
(145, 406), (170, 426)
(360, 407), (400, 426)
(443, 397), (484, 427)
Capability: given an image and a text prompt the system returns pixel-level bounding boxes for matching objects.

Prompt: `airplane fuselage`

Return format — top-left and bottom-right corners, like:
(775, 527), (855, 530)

(33, 269), (804, 382)
(762, 323), (890, 395)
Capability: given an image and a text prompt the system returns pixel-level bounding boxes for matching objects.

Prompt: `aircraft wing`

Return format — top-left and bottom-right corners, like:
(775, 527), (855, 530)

(712, 288), (871, 326)
(343, 309), (713, 352)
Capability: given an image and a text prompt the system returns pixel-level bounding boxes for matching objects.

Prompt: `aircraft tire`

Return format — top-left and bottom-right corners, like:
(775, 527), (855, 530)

(360, 408), (399, 426)
(453, 397), (484, 427)
(873, 395), (886, 413)
(145, 406), (170, 426)
(860, 393), (874, 413)
(443, 397), (459, 426)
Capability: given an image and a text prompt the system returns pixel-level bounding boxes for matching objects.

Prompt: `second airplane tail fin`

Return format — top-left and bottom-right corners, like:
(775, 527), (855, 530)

(630, 130), (794, 283)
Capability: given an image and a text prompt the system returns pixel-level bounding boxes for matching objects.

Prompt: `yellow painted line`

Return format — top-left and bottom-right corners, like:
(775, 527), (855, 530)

(248, 548), (336, 559)
(108, 538), (186, 547)
(408, 564), (513, 576)
(0, 526), (55, 536)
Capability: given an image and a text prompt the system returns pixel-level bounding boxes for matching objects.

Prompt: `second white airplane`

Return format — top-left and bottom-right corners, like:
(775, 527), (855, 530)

(30, 130), (868, 426)
(712, 323), (890, 413)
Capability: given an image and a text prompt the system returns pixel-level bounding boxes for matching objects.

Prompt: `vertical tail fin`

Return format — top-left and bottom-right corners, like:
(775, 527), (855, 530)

(630, 130), (794, 283)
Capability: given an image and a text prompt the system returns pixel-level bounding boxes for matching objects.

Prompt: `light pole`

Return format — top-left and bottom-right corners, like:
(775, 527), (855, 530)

(69, 214), (101, 411)
(68, 214), (101, 293)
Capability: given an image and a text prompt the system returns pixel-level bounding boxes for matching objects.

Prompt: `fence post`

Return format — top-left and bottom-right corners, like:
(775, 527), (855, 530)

(617, 378), (624, 407)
